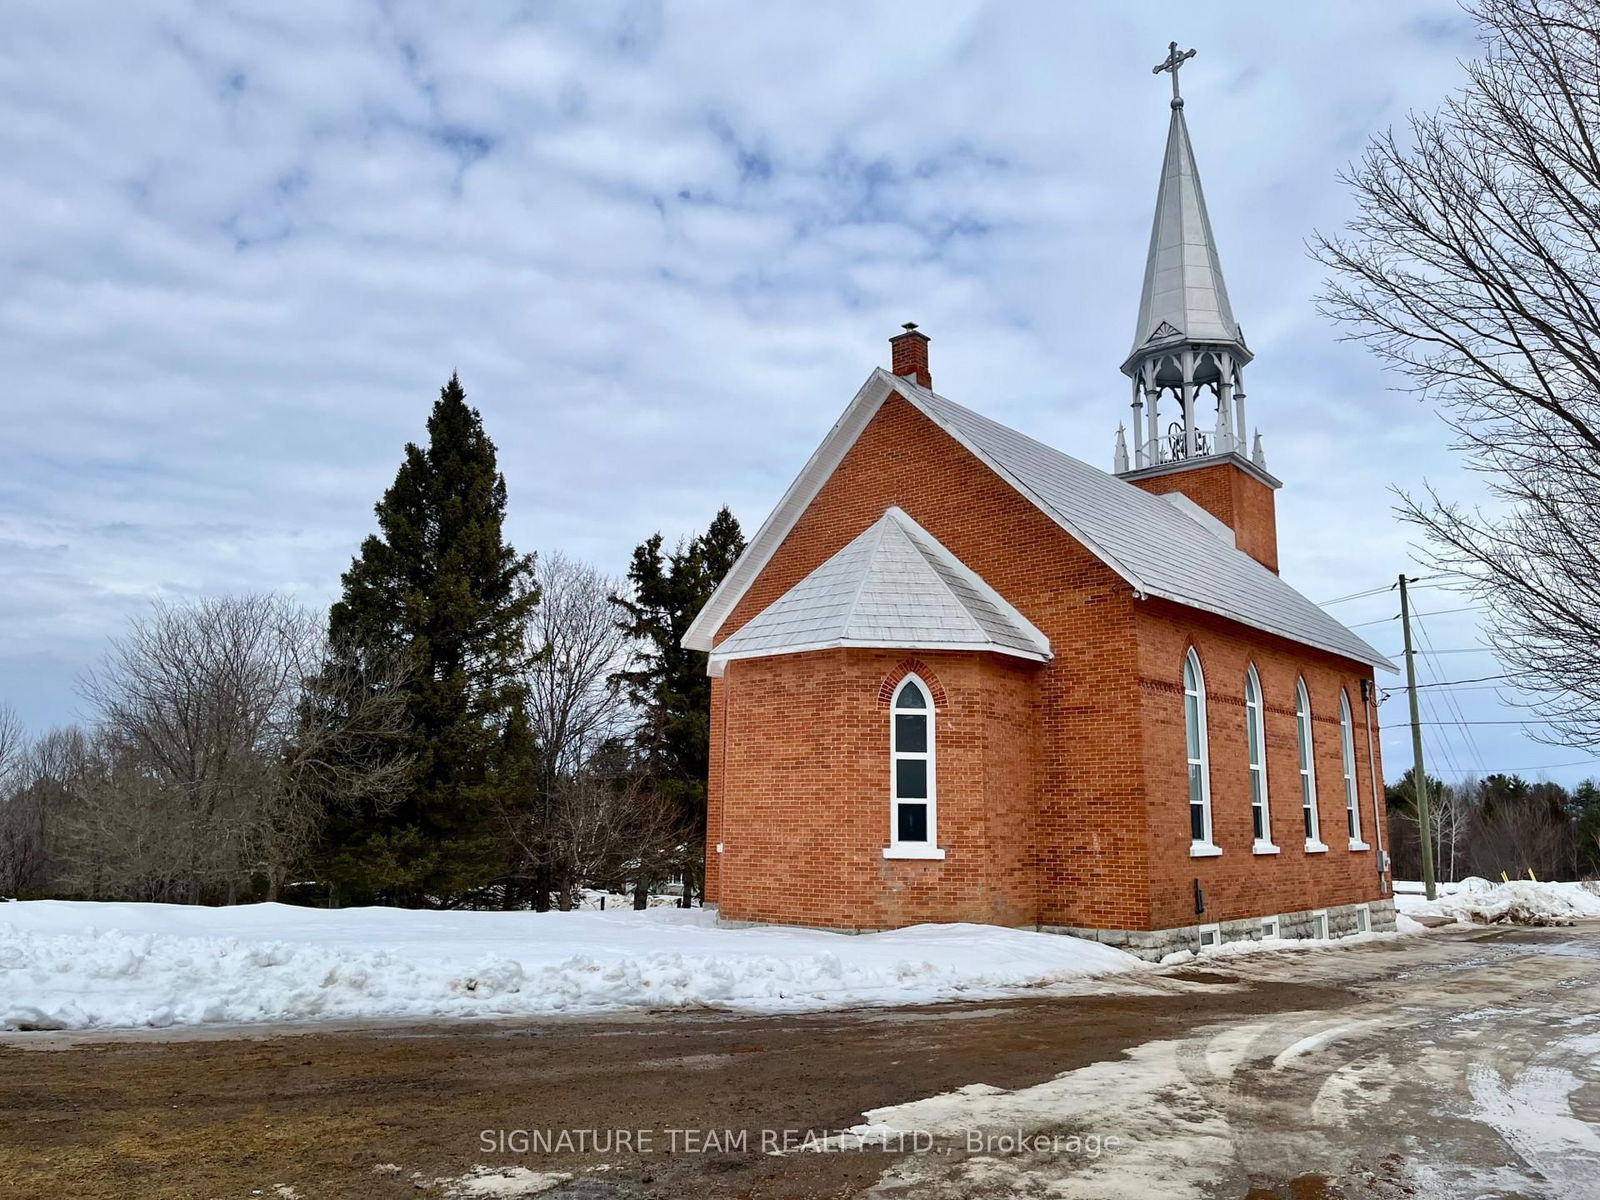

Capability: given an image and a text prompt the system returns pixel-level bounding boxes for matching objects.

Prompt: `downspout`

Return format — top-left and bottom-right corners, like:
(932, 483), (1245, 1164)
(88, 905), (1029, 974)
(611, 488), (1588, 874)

(1361, 678), (1386, 894)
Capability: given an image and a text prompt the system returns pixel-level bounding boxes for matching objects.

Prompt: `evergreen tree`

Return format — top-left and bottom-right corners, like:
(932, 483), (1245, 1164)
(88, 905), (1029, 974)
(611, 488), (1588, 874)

(611, 507), (743, 902)
(1573, 780), (1600, 877)
(320, 374), (538, 906)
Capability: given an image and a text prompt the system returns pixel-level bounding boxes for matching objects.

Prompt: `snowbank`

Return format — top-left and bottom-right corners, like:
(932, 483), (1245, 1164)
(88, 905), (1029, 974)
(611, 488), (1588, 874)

(0, 900), (1144, 1032)
(1395, 877), (1600, 927)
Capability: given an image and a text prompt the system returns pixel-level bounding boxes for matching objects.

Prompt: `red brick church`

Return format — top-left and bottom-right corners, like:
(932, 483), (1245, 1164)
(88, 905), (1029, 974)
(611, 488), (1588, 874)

(683, 52), (1397, 957)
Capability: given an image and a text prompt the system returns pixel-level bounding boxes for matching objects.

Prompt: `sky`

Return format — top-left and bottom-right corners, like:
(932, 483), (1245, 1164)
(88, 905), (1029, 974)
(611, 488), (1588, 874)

(2, 0), (1594, 787)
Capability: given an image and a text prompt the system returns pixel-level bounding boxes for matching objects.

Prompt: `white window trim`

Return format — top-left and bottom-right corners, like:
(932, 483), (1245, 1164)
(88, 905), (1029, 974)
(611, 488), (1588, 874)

(1354, 903), (1372, 934)
(1184, 648), (1215, 852)
(1245, 664), (1273, 850)
(1260, 915), (1281, 939)
(1310, 909), (1330, 940)
(1339, 690), (1364, 849)
(886, 676), (944, 861)
(1295, 678), (1323, 851)
(1197, 923), (1221, 948)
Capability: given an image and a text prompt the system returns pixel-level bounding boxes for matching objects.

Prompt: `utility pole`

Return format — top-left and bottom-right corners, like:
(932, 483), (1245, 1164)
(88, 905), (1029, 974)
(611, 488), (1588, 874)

(1399, 574), (1437, 901)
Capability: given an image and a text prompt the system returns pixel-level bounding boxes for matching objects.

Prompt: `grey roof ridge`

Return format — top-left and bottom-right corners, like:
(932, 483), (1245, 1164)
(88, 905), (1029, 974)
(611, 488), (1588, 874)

(882, 506), (1052, 660)
(838, 509), (894, 637)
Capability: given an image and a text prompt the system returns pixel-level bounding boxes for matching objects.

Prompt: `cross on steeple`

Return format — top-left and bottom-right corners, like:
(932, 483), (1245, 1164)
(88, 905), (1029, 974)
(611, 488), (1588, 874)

(1153, 41), (1196, 108)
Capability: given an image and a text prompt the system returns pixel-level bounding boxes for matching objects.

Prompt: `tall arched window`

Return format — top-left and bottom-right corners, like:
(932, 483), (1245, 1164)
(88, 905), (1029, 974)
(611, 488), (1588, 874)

(887, 676), (942, 858)
(1296, 678), (1326, 851)
(1184, 649), (1216, 851)
(1245, 664), (1275, 851)
(1339, 690), (1365, 848)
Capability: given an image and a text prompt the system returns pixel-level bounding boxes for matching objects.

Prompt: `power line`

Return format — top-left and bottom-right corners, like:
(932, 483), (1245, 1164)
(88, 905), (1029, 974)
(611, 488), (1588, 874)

(1416, 609), (1487, 775)
(1347, 605), (1489, 630)
(1431, 758), (1600, 777)
(1405, 719), (1553, 726)
(1407, 671), (1533, 690)
(1381, 683), (1528, 699)
(1374, 647), (1499, 656)
(1319, 583), (1395, 606)
(1318, 575), (1451, 606)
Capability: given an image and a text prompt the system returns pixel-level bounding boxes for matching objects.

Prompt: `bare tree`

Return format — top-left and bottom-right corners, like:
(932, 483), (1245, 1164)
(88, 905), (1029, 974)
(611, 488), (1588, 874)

(1469, 793), (1571, 880)
(499, 552), (631, 907)
(546, 770), (681, 908)
(0, 705), (36, 895)
(72, 595), (410, 904)
(526, 552), (631, 781)
(1314, 0), (1600, 747)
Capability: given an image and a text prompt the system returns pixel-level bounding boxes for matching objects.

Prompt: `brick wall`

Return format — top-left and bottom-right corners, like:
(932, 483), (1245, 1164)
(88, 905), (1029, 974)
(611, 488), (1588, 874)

(1128, 460), (1279, 573)
(1136, 599), (1389, 929)
(713, 392), (1151, 930)
(706, 388), (1386, 933)
(716, 648), (1042, 929)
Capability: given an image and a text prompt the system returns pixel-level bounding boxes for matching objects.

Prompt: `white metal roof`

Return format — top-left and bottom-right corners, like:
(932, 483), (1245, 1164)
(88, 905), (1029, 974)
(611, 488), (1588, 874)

(709, 506), (1051, 669)
(1125, 102), (1248, 367)
(684, 368), (1397, 674)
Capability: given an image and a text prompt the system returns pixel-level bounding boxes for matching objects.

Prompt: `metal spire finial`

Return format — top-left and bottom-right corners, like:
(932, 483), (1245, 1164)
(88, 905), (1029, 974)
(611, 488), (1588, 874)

(1153, 41), (1196, 108)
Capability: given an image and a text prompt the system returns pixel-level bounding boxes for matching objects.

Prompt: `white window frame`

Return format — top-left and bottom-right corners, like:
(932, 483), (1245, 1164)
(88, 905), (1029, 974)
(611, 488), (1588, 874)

(1245, 664), (1278, 854)
(1260, 915), (1280, 940)
(1197, 923), (1221, 948)
(1184, 649), (1220, 856)
(1339, 690), (1369, 851)
(1310, 909), (1330, 940)
(1296, 678), (1328, 852)
(884, 676), (945, 860)
(1353, 903), (1371, 935)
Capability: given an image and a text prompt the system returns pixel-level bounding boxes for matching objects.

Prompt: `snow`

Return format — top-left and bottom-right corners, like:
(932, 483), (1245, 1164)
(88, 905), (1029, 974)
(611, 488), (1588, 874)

(815, 1038), (1226, 1198)
(1395, 878), (1600, 927)
(423, 1166), (572, 1197)
(0, 900), (1144, 1032)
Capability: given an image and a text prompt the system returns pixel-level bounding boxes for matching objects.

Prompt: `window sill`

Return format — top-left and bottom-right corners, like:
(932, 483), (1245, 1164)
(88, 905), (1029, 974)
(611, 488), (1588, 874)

(1349, 839), (1371, 852)
(1305, 839), (1330, 854)
(1252, 840), (1281, 855)
(1190, 841), (1224, 858)
(883, 845), (946, 861)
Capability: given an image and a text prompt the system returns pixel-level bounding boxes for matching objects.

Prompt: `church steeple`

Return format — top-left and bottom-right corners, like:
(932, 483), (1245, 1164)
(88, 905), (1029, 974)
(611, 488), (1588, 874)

(1118, 43), (1261, 476)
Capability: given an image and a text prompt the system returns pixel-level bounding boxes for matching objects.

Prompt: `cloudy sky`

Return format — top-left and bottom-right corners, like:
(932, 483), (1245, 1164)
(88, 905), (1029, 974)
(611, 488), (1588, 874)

(3, 1), (1593, 786)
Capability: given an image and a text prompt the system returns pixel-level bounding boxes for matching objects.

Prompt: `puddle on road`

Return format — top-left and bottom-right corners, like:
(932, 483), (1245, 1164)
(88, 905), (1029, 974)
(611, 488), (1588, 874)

(1243, 1176), (1335, 1200)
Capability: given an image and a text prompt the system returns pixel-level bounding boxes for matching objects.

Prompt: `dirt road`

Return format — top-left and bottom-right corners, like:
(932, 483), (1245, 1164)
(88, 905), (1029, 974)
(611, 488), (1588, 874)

(3, 924), (1598, 1199)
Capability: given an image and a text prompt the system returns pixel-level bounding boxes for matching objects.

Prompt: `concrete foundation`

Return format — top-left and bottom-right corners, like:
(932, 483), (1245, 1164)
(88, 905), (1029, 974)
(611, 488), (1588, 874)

(1043, 897), (1398, 962)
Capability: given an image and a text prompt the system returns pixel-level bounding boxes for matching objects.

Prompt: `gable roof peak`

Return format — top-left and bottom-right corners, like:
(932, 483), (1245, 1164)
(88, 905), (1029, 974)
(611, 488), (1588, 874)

(708, 505), (1052, 671)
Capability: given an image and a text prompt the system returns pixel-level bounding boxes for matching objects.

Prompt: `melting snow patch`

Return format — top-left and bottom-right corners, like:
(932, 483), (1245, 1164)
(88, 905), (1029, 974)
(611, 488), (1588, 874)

(1397, 879), (1600, 927)
(425, 1166), (572, 1197)
(0, 900), (1144, 1031)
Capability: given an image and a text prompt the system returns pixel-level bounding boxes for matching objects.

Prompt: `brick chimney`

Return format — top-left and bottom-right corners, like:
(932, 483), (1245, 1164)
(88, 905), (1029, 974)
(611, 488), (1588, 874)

(889, 322), (931, 389)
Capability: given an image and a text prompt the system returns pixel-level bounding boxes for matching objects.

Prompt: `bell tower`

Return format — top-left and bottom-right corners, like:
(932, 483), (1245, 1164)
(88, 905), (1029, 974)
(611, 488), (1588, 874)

(1114, 42), (1281, 573)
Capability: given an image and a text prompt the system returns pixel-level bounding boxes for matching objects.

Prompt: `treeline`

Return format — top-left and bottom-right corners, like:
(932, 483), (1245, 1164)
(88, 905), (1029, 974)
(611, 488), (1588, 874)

(0, 375), (743, 910)
(1387, 769), (1600, 883)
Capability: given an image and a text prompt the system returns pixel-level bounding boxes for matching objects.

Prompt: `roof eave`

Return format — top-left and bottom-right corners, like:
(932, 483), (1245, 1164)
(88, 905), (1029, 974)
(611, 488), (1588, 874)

(707, 637), (1054, 675)
(1139, 585), (1399, 674)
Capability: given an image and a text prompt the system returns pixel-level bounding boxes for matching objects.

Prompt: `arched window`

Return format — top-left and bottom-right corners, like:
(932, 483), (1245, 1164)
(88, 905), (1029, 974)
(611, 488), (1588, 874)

(1245, 664), (1275, 851)
(887, 676), (941, 858)
(1183, 649), (1215, 850)
(1339, 690), (1365, 848)
(1296, 678), (1325, 850)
